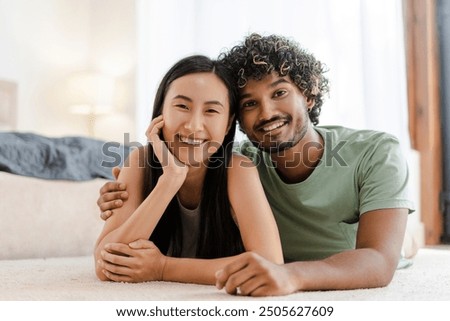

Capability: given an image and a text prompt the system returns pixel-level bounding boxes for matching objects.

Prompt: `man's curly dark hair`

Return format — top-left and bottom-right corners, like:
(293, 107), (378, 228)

(218, 33), (329, 125)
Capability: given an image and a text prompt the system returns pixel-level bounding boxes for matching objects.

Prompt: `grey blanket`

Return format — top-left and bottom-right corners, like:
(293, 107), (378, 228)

(0, 132), (130, 181)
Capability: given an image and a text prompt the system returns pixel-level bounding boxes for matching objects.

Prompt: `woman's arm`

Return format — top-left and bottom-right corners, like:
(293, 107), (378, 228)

(97, 239), (242, 284)
(94, 147), (182, 280)
(95, 116), (188, 281)
(99, 154), (283, 284)
(226, 154), (283, 263)
(160, 154), (283, 284)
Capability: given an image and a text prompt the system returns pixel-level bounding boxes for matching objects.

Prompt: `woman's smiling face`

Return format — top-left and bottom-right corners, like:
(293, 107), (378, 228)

(161, 72), (232, 167)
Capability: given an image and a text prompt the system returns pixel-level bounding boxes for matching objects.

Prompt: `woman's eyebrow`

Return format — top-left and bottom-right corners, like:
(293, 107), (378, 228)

(205, 100), (224, 108)
(173, 95), (224, 109)
(172, 94), (192, 102)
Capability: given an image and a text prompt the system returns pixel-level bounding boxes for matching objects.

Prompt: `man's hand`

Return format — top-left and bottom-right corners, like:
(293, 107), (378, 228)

(97, 167), (128, 220)
(97, 240), (167, 282)
(215, 252), (297, 297)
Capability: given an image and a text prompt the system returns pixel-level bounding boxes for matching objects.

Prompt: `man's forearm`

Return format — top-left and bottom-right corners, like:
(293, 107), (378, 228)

(288, 248), (398, 291)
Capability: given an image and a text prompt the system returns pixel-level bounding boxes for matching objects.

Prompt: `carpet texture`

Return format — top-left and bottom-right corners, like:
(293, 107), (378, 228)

(1, 247), (449, 301)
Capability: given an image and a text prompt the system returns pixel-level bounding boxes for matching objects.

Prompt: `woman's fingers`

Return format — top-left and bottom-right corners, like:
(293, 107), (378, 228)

(145, 115), (164, 143)
(146, 116), (167, 164)
(145, 116), (188, 179)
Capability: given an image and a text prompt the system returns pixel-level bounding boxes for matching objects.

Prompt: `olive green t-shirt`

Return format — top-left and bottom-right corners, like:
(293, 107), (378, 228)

(236, 126), (415, 262)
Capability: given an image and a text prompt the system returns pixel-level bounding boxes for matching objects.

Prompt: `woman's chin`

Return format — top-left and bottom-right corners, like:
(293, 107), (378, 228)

(175, 154), (205, 168)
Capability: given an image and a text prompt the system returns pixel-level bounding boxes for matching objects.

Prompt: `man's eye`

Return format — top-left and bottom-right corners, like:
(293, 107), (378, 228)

(241, 101), (256, 109)
(274, 90), (287, 97)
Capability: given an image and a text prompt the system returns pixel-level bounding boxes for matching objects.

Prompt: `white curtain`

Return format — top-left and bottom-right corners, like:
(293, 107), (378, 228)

(135, 0), (410, 151)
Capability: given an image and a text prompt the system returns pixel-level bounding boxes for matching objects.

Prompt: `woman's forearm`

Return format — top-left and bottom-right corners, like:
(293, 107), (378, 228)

(95, 176), (182, 259)
(163, 255), (240, 285)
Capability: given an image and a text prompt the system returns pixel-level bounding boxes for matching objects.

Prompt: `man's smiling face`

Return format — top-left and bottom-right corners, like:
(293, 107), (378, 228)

(238, 72), (315, 153)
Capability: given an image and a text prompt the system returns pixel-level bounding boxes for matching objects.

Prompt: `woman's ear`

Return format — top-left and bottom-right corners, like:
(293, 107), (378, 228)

(226, 114), (236, 134)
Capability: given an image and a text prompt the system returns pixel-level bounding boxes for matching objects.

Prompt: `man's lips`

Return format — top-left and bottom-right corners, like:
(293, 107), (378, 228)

(255, 119), (289, 133)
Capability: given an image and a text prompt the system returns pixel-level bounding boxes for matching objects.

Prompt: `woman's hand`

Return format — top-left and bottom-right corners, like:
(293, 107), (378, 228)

(146, 115), (188, 185)
(98, 240), (167, 283)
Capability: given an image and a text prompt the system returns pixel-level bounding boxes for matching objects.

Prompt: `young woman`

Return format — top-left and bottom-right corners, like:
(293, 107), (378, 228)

(94, 55), (283, 284)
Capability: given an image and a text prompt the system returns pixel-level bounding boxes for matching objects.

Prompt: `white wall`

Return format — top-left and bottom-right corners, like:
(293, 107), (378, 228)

(0, 0), (90, 135)
(89, 0), (137, 142)
(0, 0), (136, 141)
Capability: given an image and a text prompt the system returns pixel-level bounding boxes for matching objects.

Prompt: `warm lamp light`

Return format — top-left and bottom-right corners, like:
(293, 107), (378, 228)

(67, 71), (115, 137)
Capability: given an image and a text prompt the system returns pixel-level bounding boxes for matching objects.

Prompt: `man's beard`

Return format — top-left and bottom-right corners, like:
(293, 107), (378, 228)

(248, 113), (309, 154)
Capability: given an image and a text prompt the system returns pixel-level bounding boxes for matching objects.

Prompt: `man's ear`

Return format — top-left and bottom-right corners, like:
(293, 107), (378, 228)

(226, 114), (236, 134)
(306, 98), (316, 110)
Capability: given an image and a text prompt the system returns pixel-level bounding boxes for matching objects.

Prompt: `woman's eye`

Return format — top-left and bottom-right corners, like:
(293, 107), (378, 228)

(175, 104), (188, 110)
(206, 109), (220, 114)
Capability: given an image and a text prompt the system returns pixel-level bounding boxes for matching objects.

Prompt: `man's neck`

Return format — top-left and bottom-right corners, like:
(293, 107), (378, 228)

(270, 128), (324, 184)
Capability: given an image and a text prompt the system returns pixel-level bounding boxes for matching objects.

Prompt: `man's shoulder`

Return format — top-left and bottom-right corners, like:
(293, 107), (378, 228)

(316, 125), (400, 146)
(232, 140), (261, 160)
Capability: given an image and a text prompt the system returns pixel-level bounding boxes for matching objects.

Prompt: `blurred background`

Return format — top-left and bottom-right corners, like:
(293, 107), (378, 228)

(0, 0), (448, 246)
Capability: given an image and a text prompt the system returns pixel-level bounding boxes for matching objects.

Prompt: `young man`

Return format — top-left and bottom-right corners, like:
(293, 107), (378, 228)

(97, 33), (414, 296)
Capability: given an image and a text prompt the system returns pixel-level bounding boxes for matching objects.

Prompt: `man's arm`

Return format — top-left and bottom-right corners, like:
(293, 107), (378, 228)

(97, 167), (128, 220)
(216, 208), (408, 296)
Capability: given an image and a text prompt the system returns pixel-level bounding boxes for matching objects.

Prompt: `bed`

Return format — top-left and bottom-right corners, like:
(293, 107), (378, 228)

(0, 132), (126, 260)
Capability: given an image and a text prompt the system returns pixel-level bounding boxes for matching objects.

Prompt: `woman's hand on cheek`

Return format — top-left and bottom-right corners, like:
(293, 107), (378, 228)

(146, 115), (188, 185)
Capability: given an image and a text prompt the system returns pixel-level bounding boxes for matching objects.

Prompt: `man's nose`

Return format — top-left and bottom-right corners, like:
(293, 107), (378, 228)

(258, 99), (277, 121)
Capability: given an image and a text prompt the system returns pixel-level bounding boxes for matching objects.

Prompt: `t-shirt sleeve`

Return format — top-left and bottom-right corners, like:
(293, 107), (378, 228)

(357, 134), (415, 215)
(232, 141), (261, 164)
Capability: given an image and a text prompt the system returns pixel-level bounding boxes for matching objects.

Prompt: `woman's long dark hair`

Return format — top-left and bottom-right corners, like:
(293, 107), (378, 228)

(143, 55), (244, 258)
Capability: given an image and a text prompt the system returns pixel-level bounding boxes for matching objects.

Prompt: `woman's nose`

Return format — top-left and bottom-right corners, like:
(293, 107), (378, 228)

(184, 113), (204, 132)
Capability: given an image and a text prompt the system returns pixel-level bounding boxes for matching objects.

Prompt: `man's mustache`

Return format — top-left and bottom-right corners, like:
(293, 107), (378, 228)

(254, 115), (291, 131)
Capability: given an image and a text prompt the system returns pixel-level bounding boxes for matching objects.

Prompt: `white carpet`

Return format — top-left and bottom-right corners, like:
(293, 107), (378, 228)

(1, 247), (449, 301)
